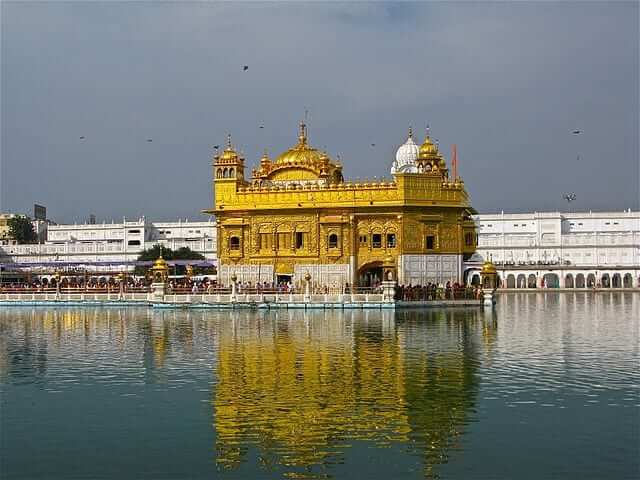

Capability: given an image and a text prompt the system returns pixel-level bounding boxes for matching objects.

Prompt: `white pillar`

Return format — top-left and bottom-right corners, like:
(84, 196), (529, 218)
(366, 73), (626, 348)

(230, 278), (237, 303)
(304, 273), (311, 303)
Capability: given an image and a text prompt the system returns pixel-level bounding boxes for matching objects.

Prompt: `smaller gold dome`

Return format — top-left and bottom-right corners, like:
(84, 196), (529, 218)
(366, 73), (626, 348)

(481, 259), (497, 275)
(152, 255), (169, 271)
(260, 150), (270, 164)
(419, 135), (438, 157)
(219, 134), (240, 161)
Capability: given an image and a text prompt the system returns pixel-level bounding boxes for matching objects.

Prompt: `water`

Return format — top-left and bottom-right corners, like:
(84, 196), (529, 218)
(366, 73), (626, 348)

(1, 292), (638, 479)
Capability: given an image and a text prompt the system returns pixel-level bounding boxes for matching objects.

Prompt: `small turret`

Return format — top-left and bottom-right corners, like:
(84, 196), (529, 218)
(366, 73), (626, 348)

(213, 134), (246, 183)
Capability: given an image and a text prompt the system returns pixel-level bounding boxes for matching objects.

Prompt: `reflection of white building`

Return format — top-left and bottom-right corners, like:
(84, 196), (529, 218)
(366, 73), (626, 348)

(465, 210), (640, 288)
(0, 218), (216, 271)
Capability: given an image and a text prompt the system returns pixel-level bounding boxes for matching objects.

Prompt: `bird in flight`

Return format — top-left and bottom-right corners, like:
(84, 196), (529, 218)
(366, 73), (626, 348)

(563, 193), (577, 203)
(371, 143), (376, 147)
(79, 136), (85, 140)
(243, 65), (249, 71)
(146, 139), (153, 142)
(213, 145), (220, 149)
(259, 125), (264, 129)
(572, 130), (582, 134)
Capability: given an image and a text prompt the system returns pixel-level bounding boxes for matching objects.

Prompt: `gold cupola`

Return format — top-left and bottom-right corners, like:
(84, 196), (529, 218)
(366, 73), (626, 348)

(219, 134), (240, 162)
(260, 149), (271, 168)
(418, 127), (438, 159)
(214, 134), (246, 183)
(274, 121), (331, 166)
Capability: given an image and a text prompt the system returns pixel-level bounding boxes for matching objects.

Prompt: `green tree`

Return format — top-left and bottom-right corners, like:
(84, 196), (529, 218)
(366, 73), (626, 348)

(7, 216), (37, 244)
(135, 245), (206, 275)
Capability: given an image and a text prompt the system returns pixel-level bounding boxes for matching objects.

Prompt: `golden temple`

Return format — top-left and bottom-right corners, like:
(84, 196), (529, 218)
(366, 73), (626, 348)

(204, 122), (476, 287)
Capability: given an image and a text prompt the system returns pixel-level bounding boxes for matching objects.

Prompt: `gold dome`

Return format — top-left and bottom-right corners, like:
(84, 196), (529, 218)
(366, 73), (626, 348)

(419, 135), (438, 158)
(219, 134), (240, 162)
(152, 255), (169, 271)
(481, 259), (497, 275)
(275, 122), (333, 165)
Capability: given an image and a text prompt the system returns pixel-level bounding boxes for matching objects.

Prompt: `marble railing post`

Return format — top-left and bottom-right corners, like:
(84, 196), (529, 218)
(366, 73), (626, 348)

(230, 274), (238, 303)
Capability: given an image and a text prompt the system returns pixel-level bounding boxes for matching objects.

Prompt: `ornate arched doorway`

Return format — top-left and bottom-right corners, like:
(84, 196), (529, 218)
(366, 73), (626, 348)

(358, 262), (383, 288)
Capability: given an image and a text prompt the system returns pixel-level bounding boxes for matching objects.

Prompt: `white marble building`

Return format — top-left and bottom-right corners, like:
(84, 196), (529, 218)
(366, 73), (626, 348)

(465, 210), (640, 288)
(0, 218), (216, 271)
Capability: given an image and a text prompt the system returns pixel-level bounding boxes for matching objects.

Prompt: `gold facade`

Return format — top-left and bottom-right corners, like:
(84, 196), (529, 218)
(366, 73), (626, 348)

(205, 123), (476, 286)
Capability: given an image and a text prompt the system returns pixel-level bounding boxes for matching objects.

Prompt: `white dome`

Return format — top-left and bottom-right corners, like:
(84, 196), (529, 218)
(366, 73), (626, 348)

(391, 130), (419, 174)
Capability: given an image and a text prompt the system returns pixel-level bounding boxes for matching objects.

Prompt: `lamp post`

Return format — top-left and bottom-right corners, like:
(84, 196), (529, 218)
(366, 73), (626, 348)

(54, 270), (61, 300)
(117, 271), (125, 300)
(230, 273), (238, 303)
(304, 271), (311, 303)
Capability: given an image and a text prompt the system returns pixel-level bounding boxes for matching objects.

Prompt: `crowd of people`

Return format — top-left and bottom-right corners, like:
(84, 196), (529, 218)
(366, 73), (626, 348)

(394, 281), (480, 301)
(1, 275), (482, 301)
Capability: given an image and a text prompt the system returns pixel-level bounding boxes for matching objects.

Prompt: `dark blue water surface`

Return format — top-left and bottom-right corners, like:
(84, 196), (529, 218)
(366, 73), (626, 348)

(1, 292), (638, 479)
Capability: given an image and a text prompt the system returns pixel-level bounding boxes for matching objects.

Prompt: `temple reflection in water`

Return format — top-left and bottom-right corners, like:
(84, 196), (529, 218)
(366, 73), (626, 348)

(0, 305), (500, 479)
(213, 309), (485, 478)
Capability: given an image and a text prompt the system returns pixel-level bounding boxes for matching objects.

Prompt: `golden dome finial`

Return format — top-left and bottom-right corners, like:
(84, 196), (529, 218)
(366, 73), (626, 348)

(226, 133), (233, 149)
(419, 125), (438, 158)
(298, 120), (307, 146)
(408, 126), (413, 139)
(260, 149), (270, 165)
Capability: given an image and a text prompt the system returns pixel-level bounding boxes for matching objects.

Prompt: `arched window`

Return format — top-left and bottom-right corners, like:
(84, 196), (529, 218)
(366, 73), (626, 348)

(229, 236), (240, 250)
(229, 167), (235, 178)
(465, 232), (474, 246)
(223, 168), (229, 178)
(386, 233), (396, 248)
(216, 169), (222, 179)
(372, 233), (382, 248)
(328, 233), (338, 248)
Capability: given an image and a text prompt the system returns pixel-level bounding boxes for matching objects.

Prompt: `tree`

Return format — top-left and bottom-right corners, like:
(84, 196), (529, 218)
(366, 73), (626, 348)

(135, 245), (206, 275)
(7, 216), (37, 244)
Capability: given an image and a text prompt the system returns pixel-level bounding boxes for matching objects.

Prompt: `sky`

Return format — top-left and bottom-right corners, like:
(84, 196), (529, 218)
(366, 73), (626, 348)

(1, 1), (638, 223)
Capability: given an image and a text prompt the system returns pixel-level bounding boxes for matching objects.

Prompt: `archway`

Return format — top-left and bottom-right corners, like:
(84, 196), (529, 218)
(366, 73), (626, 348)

(517, 274), (526, 288)
(564, 273), (574, 289)
(623, 273), (633, 288)
(470, 274), (480, 286)
(612, 273), (622, 288)
(601, 273), (610, 288)
(586, 273), (596, 288)
(575, 274), (585, 288)
(527, 274), (537, 288)
(542, 273), (559, 288)
(506, 274), (516, 288)
(358, 262), (383, 288)
(462, 269), (474, 285)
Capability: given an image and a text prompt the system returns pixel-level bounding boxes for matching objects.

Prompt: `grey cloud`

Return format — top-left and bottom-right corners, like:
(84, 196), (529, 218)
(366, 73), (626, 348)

(1, 1), (638, 223)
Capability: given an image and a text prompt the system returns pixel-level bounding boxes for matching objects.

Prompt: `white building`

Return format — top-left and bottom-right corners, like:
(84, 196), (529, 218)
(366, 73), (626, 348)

(0, 218), (216, 271)
(2, 210), (638, 288)
(465, 210), (640, 289)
